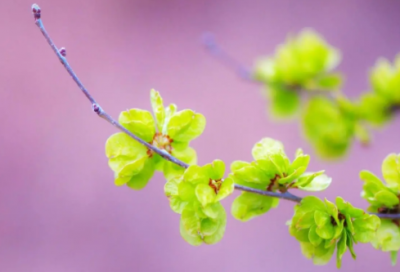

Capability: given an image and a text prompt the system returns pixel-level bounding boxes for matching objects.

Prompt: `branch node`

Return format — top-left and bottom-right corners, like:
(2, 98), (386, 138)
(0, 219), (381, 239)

(32, 4), (41, 20)
(59, 47), (67, 57)
(92, 103), (102, 115)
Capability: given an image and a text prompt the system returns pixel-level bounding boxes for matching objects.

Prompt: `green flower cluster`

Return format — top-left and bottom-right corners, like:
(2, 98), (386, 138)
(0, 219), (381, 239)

(164, 160), (234, 245)
(230, 138), (331, 221)
(301, 95), (370, 159)
(105, 89), (205, 189)
(359, 55), (400, 126)
(289, 196), (380, 268)
(254, 29), (342, 118)
(360, 153), (400, 265)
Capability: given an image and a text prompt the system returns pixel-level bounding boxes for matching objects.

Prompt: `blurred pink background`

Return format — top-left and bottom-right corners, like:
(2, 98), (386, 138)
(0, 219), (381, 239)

(1, 0), (400, 271)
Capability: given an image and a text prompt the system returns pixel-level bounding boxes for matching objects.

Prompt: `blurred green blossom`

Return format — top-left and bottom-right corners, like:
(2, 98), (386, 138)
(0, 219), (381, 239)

(358, 55), (400, 126)
(105, 89), (205, 190)
(301, 95), (371, 159)
(254, 29), (343, 118)
(360, 153), (400, 264)
(289, 196), (380, 268)
(164, 160), (234, 245)
(230, 138), (331, 221)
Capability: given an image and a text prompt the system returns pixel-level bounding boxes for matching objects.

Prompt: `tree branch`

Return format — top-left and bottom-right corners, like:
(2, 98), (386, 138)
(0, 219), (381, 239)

(32, 4), (400, 219)
(202, 32), (254, 81)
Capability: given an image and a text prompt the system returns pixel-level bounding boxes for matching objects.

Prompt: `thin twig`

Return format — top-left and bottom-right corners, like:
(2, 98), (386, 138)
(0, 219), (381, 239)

(202, 32), (254, 81)
(32, 4), (400, 219)
(31, 3), (299, 202)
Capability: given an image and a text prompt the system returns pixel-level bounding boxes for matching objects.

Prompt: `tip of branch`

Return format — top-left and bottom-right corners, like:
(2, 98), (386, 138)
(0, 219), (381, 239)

(202, 32), (217, 50)
(59, 47), (67, 57)
(32, 3), (41, 20)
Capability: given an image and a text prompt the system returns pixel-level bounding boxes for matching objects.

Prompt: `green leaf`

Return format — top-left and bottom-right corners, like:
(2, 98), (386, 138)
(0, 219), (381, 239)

(375, 190), (400, 208)
(315, 222), (334, 240)
(336, 232), (347, 268)
(114, 156), (147, 186)
(314, 210), (330, 228)
(195, 184), (216, 207)
(231, 161), (270, 184)
(119, 109), (156, 142)
(289, 154), (310, 174)
(313, 73), (342, 91)
(266, 84), (300, 118)
(204, 160), (225, 180)
(171, 146), (197, 165)
(178, 182), (196, 201)
(325, 198), (339, 224)
(150, 89), (165, 131)
(297, 173), (331, 192)
(125, 158), (155, 190)
(181, 206), (201, 236)
(162, 103), (177, 134)
(391, 251), (398, 266)
(251, 138), (285, 160)
(180, 214), (203, 246)
(382, 154), (400, 191)
(203, 203), (227, 245)
(309, 226), (323, 246)
(216, 176), (234, 202)
(105, 132), (148, 173)
(183, 165), (209, 185)
(167, 110), (206, 142)
(299, 196), (326, 213)
(231, 192), (279, 222)
(163, 161), (185, 181)
(371, 220), (400, 252)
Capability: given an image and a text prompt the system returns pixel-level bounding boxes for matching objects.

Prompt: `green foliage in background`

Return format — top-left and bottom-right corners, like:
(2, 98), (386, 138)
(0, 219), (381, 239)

(252, 29), (399, 159)
(360, 154), (400, 265)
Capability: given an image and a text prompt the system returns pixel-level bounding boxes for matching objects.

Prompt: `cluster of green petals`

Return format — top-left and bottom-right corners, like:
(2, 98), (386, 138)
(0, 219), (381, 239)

(289, 196), (380, 268)
(230, 138), (331, 221)
(254, 29), (342, 118)
(360, 153), (400, 264)
(164, 160), (234, 245)
(105, 89), (205, 189)
(358, 55), (400, 126)
(301, 95), (370, 159)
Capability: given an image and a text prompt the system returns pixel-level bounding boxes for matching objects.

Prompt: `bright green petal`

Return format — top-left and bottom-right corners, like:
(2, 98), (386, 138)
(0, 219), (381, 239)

(297, 173), (332, 192)
(124, 158), (155, 190)
(204, 160), (225, 180)
(231, 192), (279, 222)
(382, 154), (400, 191)
(171, 146), (197, 165)
(180, 213), (203, 246)
(150, 89), (165, 131)
(167, 110), (206, 142)
(216, 176), (234, 202)
(195, 184), (216, 207)
(105, 132), (148, 172)
(119, 109), (156, 142)
(183, 165), (209, 185)
(252, 138), (286, 160)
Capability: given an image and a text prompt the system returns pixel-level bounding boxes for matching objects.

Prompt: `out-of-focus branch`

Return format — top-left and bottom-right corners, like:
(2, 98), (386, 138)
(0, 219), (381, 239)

(202, 32), (254, 81)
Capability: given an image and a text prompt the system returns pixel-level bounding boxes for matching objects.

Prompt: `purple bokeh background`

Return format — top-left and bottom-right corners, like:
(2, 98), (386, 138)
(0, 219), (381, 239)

(1, 0), (400, 271)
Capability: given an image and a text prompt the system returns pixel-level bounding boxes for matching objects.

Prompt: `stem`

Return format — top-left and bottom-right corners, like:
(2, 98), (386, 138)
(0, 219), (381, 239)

(32, 4), (400, 219)
(202, 32), (254, 81)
